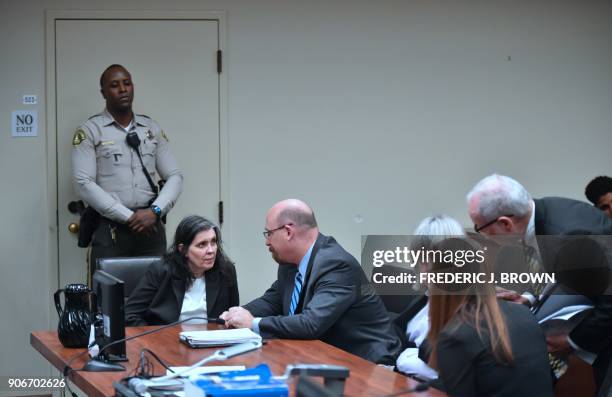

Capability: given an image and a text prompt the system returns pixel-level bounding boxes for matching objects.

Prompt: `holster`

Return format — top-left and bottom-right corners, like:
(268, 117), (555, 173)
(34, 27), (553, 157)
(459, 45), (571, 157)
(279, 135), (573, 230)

(78, 206), (101, 248)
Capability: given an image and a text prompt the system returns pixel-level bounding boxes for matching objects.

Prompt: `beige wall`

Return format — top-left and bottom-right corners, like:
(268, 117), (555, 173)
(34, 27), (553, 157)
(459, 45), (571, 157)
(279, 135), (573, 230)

(1, 0), (611, 378)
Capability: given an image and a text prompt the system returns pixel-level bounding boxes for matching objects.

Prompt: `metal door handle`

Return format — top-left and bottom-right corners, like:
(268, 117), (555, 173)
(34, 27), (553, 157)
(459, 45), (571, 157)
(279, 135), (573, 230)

(68, 223), (79, 234)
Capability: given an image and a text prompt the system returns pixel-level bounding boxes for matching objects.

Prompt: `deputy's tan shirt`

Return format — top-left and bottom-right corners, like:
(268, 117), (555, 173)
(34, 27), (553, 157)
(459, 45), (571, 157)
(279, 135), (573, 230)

(72, 109), (183, 223)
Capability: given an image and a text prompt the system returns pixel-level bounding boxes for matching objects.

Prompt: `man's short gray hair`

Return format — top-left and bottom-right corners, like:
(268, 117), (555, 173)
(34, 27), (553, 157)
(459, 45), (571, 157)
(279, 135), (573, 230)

(467, 174), (532, 221)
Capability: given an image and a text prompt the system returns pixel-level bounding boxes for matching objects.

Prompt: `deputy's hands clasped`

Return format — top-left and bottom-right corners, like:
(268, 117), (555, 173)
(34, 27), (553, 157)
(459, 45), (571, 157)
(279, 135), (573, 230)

(128, 209), (157, 234)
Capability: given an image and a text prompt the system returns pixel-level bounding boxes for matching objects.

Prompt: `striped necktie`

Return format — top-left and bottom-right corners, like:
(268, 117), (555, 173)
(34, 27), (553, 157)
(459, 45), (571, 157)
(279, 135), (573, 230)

(289, 272), (303, 315)
(548, 352), (568, 380)
(523, 243), (545, 296)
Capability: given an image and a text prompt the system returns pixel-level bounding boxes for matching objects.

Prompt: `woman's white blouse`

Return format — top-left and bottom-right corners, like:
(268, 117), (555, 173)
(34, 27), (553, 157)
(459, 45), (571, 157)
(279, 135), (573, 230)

(179, 277), (208, 324)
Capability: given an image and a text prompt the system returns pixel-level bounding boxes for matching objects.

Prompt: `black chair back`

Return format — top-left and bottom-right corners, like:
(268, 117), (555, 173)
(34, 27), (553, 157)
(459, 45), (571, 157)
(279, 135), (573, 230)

(372, 264), (417, 314)
(96, 256), (160, 299)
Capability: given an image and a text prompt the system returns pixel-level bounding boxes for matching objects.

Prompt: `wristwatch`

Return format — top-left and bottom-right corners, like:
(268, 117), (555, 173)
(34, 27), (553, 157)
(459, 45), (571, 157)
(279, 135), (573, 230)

(150, 205), (162, 220)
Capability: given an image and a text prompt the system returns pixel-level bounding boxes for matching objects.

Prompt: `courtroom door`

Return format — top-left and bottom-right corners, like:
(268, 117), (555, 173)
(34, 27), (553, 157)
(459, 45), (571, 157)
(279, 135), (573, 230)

(54, 18), (222, 287)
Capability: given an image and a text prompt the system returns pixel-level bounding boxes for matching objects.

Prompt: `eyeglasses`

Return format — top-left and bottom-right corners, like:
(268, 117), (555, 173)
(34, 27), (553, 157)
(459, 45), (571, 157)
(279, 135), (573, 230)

(474, 214), (514, 233)
(262, 224), (290, 239)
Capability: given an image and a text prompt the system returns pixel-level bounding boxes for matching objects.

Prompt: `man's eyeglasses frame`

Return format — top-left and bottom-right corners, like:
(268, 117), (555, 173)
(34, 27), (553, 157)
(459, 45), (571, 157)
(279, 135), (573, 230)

(263, 224), (292, 239)
(474, 214), (514, 233)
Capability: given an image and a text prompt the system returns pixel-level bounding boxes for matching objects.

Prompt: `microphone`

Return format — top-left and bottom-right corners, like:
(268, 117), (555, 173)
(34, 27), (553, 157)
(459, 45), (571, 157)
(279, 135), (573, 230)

(98, 316), (225, 355)
(123, 131), (160, 196)
(125, 132), (141, 151)
(79, 316), (225, 372)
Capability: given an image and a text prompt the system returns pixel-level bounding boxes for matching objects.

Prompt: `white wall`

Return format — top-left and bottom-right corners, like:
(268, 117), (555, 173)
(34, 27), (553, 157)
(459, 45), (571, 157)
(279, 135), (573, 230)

(1, 0), (611, 379)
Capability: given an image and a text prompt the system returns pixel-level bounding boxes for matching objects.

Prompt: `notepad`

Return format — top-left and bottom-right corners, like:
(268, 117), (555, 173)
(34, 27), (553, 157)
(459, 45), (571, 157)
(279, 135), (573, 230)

(179, 328), (262, 348)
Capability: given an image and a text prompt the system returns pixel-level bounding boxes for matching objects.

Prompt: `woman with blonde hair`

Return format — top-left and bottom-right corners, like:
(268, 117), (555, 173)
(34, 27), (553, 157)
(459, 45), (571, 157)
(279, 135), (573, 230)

(394, 215), (464, 379)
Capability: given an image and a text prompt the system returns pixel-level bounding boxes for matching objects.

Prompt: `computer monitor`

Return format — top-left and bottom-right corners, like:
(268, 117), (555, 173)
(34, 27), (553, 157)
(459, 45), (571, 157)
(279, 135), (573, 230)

(92, 270), (127, 361)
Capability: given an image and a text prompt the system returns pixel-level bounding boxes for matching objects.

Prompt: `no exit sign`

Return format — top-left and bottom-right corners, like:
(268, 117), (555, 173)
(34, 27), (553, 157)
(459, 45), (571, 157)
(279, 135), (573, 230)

(11, 110), (38, 137)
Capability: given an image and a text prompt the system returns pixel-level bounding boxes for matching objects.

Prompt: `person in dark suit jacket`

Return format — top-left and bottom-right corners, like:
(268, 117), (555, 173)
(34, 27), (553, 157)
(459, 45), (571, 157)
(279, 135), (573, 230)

(220, 199), (401, 365)
(435, 300), (555, 397)
(125, 215), (239, 325)
(467, 174), (612, 392)
(428, 237), (554, 397)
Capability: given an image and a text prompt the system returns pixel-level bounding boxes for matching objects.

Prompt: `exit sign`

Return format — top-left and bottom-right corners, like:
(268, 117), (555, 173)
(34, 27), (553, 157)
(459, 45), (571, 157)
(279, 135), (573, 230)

(11, 111), (38, 137)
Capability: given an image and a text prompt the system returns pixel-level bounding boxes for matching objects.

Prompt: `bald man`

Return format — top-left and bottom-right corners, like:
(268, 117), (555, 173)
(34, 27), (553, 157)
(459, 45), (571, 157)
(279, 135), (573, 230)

(220, 199), (401, 364)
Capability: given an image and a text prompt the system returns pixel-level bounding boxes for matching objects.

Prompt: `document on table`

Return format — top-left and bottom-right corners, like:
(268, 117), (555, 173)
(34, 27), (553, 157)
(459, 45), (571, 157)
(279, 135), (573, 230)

(179, 328), (262, 348)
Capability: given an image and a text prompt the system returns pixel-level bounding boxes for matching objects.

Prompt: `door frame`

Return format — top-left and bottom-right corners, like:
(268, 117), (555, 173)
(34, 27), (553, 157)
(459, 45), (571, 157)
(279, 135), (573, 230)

(44, 10), (230, 324)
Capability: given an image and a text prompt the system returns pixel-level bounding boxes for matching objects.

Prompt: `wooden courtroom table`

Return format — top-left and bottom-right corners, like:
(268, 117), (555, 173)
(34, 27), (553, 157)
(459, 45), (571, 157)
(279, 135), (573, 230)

(31, 324), (447, 397)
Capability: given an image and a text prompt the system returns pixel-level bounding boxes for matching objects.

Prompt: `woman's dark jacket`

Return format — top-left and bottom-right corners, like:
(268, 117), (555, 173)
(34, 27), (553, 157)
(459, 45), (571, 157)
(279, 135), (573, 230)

(125, 259), (239, 326)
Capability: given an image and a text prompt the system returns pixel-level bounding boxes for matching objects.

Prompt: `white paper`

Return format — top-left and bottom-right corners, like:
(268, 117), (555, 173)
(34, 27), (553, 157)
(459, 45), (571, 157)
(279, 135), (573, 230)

(538, 305), (593, 324)
(180, 328), (262, 347)
(538, 304), (597, 365)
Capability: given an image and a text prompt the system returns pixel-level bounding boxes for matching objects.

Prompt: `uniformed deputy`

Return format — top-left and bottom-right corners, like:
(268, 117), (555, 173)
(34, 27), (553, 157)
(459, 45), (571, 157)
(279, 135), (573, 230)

(72, 64), (183, 284)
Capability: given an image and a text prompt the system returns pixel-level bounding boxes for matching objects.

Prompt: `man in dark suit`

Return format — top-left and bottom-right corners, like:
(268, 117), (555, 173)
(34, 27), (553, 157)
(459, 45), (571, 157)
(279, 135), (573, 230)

(467, 174), (612, 393)
(220, 199), (401, 364)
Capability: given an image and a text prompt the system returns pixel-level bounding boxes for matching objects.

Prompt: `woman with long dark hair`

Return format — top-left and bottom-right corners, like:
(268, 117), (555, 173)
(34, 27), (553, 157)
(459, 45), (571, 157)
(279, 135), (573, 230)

(427, 238), (553, 397)
(126, 215), (239, 325)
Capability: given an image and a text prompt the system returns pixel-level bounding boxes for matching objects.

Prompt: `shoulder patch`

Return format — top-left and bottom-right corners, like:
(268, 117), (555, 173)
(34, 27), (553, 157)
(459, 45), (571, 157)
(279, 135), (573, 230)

(137, 114), (151, 119)
(72, 129), (86, 146)
(160, 130), (169, 142)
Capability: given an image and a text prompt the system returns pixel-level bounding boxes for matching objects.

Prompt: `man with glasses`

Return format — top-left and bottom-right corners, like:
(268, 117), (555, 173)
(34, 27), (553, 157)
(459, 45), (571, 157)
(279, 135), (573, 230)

(467, 174), (612, 393)
(220, 198), (401, 364)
